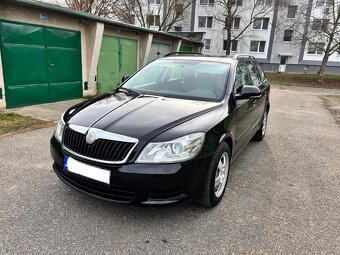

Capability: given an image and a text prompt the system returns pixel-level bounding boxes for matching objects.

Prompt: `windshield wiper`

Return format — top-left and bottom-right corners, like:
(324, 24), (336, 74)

(116, 87), (140, 95)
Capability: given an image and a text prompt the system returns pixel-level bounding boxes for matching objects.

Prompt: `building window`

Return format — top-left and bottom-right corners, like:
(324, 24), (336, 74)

(198, 16), (213, 28)
(200, 0), (215, 5)
(283, 30), (293, 41)
(204, 39), (211, 50)
(322, 19), (330, 30)
(231, 0), (243, 6)
(231, 40), (238, 52)
(130, 14), (135, 24)
(148, 0), (160, 4)
(174, 26), (182, 31)
(147, 15), (160, 26)
(253, 18), (269, 29)
(223, 40), (238, 52)
(287, 6), (297, 18)
(311, 19), (321, 30)
(175, 4), (184, 17)
(311, 19), (329, 30)
(307, 43), (325, 54)
(250, 41), (266, 52)
(256, 0), (270, 6)
(233, 17), (241, 29)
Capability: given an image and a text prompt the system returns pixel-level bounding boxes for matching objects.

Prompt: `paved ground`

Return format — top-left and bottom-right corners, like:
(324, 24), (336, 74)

(6, 99), (83, 121)
(1, 87), (339, 255)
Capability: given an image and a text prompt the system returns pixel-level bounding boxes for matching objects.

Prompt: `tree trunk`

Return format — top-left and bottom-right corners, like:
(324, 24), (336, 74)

(318, 55), (328, 83)
(225, 30), (232, 56)
(225, 1), (232, 56)
(318, 38), (332, 83)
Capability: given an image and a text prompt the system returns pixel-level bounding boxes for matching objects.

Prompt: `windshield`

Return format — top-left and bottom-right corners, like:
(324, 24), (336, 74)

(122, 59), (230, 101)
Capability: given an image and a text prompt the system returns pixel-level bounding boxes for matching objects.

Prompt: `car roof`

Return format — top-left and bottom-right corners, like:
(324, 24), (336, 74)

(159, 56), (236, 64)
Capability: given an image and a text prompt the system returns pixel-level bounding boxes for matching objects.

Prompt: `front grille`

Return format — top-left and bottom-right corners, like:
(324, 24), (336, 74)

(63, 127), (135, 163)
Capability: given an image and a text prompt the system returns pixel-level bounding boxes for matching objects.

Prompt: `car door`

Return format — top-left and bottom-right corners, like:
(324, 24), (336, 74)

(246, 61), (268, 130)
(233, 62), (257, 154)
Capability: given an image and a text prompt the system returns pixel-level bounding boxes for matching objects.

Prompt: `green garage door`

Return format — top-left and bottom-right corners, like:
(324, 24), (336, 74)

(97, 36), (137, 95)
(180, 45), (193, 53)
(148, 42), (171, 63)
(0, 21), (82, 108)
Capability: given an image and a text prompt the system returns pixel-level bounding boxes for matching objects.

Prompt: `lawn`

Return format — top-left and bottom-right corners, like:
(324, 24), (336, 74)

(0, 111), (54, 137)
(266, 73), (340, 90)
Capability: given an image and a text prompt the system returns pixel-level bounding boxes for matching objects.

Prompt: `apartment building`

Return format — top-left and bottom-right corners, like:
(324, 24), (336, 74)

(142, 0), (340, 74)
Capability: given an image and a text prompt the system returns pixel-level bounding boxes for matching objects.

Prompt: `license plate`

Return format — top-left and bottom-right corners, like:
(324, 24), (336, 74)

(64, 156), (110, 184)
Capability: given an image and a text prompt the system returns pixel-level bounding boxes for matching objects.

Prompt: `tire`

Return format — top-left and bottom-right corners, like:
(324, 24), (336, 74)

(197, 142), (231, 208)
(253, 108), (268, 141)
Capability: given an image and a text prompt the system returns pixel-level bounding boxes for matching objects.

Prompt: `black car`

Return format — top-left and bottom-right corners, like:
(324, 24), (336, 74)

(51, 53), (270, 207)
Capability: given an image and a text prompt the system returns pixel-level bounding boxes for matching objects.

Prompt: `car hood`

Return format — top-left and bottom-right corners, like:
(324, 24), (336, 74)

(68, 92), (222, 141)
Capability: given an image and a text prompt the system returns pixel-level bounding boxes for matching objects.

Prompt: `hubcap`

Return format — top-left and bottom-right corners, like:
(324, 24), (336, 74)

(214, 152), (229, 198)
(262, 111), (268, 137)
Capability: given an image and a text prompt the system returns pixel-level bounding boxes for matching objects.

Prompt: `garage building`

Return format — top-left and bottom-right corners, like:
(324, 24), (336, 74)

(0, 0), (202, 108)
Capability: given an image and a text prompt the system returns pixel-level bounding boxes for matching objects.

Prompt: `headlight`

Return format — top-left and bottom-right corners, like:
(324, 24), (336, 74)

(136, 132), (205, 163)
(54, 114), (65, 142)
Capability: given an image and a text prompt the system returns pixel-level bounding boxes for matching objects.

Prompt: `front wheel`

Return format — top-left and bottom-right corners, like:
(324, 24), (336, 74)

(253, 108), (268, 141)
(197, 142), (231, 208)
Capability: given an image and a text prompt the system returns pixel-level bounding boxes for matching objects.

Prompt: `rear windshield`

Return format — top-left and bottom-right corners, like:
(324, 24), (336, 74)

(122, 59), (230, 101)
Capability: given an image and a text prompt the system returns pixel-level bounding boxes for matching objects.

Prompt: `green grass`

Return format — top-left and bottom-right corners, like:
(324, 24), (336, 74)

(0, 111), (54, 137)
(266, 73), (340, 89)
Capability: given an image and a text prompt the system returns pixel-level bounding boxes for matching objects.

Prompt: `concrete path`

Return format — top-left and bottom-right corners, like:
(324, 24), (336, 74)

(0, 86), (339, 254)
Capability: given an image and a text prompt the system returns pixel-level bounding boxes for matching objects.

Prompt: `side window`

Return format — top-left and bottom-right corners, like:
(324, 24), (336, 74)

(235, 62), (251, 94)
(246, 62), (261, 87)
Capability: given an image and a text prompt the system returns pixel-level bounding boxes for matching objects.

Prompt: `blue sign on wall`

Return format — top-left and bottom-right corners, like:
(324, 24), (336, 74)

(40, 14), (48, 21)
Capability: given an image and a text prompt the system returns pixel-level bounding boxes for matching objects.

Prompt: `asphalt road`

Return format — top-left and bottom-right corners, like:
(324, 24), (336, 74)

(1, 87), (339, 255)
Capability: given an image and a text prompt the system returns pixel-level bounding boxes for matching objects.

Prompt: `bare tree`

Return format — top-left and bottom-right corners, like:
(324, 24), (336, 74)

(287, 0), (340, 81)
(112, 0), (194, 31)
(211, 0), (289, 55)
(59, 0), (118, 18)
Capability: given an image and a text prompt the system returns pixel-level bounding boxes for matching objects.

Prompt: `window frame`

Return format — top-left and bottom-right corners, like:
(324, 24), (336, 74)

(307, 42), (325, 55)
(198, 16), (213, 28)
(200, 0), (215, 5)
(250, 40), (266, 53)
(204, 39), (211, 50)
(222, 40), (238, 52)
(148, 0), (160, 4)
(283, 30), (293, 42)
(287, 6), (298, 18)
(253, 18), (269, 30)
(147, 14), (160, 26)
(231, 40), (238, 52)
(231, 0), (243, 6)
(233, 17), (241, 29)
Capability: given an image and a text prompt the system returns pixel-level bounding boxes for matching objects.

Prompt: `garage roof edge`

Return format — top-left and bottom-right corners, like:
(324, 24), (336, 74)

(4, 0), (202, 44)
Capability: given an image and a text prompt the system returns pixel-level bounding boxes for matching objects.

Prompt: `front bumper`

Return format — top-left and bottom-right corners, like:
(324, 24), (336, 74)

(50, 136), (212, 205)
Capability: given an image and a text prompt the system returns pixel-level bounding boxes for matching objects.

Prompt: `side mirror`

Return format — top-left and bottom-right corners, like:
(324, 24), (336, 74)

(235, 85), (262, 100)
(122, 75), (130, 83)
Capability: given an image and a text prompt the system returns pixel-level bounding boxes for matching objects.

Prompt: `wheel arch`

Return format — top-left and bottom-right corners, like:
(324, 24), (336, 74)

(219, 134), (233, 157)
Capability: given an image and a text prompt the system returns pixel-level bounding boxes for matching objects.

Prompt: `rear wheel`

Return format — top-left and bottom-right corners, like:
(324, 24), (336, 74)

(253, 108), (268, 141)
(197, 142), (231, 208)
